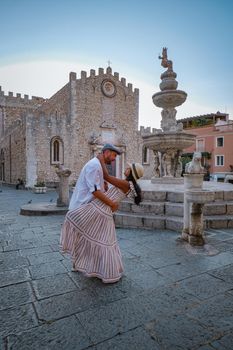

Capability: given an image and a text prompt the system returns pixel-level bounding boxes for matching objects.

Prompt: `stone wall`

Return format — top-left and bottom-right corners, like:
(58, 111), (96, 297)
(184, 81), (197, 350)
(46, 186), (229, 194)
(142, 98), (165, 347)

(0, 117), (26, 183)
(0, 87), (44, 134)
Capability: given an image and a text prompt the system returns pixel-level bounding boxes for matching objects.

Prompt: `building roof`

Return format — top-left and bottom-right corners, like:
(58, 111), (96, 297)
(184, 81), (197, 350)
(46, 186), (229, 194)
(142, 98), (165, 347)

(178, 111), (228, 123)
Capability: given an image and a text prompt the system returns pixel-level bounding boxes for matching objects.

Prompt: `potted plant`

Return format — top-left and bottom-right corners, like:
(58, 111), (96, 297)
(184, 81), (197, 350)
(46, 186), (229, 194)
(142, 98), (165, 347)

(34, 181), (47, 193)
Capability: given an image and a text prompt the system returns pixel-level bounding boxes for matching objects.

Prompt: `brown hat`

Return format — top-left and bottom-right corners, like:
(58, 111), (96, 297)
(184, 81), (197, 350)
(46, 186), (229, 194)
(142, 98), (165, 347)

(128, 163), (144, 181)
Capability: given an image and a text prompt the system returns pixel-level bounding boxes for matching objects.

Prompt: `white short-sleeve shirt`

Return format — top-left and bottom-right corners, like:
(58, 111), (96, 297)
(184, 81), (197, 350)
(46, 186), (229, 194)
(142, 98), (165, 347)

(69, 157), (104, 210)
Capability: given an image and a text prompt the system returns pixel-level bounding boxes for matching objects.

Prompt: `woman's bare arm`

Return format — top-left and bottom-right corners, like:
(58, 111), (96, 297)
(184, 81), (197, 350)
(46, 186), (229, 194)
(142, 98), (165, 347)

(97, 154), (130, 193)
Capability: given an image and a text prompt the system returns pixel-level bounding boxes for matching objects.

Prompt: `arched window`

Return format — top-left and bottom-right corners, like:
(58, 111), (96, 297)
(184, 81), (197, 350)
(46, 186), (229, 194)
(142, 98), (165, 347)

(142, 146), (149, 164)
(50, 137), (64, 165)
(53, 140), (60, 162)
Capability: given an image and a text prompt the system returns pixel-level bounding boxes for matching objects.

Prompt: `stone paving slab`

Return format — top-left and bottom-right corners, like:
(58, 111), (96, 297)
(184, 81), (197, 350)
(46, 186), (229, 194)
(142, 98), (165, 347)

(6, 316), (91, 350)
(0, 304), (38, 338)
(29, 260), (67, 279)
(187, 293), (233, 333)
(0, 267), (30, 287)
(32, 273), (78, 300)
(76, 294), (155, 344)
(94, 326), (161, 350)
(145, 313), (219, 350)
(0, 282), (35, 310)
(1, 186), (233, 349)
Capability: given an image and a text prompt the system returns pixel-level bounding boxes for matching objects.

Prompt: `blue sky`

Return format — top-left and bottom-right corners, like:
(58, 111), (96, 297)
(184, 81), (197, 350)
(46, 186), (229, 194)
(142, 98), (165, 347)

(1, 0), (233, 129)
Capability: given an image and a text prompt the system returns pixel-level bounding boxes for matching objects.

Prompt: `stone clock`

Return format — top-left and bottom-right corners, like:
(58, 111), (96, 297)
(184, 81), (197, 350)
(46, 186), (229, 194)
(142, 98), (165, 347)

(101, 79), (116, 97)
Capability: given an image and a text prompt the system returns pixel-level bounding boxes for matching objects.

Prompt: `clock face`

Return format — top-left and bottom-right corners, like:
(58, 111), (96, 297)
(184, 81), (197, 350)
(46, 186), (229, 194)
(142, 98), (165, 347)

(101, 79), (116, 97)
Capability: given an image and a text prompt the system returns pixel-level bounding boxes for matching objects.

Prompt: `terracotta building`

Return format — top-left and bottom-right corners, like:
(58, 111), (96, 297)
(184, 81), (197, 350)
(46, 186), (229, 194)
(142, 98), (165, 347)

(0, 66), (142, 187)
(179, 112), (233, 180)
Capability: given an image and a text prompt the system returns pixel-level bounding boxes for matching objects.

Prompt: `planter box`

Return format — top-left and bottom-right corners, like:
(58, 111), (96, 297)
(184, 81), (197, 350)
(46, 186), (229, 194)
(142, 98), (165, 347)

(33, 187), (47, 194)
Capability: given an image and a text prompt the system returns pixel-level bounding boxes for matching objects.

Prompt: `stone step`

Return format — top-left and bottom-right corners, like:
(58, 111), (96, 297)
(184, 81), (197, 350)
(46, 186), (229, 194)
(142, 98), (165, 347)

(205, 215), (233, 229)
(119, 200), (165, 215)
(114, 211), (166, 230)
(141, 191), (167, 202)
(166, 201), (233, 217)
(165, 216), (183, 232)
(115, 212), (233, 232)
(141, 190), (184, 202)
(167, 215), (233, 231)
(165, 202), (183, 217)
(142, 189), (233, 203)
(120, 199), (233, 217)
(115, 181), (233, 232)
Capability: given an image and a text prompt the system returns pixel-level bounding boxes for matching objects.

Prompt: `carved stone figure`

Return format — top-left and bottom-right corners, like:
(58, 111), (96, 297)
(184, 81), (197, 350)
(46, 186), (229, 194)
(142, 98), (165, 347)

(185, 152), (205, 174)
(162, 150), (174, 177)
(153, 150), (160, 177)
(175, 156), (183, 177)
(159, 47), (173, 71)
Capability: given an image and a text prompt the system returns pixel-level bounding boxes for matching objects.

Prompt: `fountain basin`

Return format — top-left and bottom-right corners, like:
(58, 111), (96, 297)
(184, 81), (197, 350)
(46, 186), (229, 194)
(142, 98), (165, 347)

(184, 174), (204, 189)
(143, 132), (195, 151)
(152, 90), (187, 108)
(20, 203), (68, 216)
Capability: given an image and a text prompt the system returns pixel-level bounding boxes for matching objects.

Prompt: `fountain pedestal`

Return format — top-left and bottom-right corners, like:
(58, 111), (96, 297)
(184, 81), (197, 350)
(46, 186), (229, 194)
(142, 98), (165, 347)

(181, 171), (214, 246)
(55, 165), (72, 207)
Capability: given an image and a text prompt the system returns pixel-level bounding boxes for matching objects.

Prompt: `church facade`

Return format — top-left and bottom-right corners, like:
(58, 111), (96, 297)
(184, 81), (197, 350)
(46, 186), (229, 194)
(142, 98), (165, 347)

(0, 66), (146, 187)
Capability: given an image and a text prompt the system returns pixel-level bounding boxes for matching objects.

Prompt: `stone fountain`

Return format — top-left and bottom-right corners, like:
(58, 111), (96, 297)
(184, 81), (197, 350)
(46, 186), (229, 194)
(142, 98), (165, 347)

(20, 165), (71, 216)
(143, 48), (195, 183)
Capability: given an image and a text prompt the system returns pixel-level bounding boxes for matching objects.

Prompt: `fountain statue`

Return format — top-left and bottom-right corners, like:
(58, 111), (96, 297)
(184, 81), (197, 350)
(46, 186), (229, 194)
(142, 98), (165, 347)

(142, 48), (195, 183)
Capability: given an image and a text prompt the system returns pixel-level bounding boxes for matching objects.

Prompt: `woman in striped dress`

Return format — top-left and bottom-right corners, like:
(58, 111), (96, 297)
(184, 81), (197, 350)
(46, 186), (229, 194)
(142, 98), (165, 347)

(60, 157), (144, 283)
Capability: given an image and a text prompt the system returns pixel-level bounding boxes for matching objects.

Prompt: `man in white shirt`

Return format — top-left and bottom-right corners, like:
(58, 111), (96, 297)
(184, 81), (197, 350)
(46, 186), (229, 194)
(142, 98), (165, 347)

(69, 143), (121, 212)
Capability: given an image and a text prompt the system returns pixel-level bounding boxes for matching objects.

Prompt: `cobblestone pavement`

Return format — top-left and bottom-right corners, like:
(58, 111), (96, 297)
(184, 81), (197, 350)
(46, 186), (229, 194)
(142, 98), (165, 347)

(1, 186), (233, 349)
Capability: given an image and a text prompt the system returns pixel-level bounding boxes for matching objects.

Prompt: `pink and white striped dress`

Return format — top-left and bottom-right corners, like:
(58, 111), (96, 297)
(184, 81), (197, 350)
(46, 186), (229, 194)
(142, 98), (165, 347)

(60, 183), (134, 283)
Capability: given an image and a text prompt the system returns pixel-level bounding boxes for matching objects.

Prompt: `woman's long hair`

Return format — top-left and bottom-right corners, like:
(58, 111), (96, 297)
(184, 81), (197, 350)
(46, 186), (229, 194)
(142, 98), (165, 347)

(126, 170), (142, 205)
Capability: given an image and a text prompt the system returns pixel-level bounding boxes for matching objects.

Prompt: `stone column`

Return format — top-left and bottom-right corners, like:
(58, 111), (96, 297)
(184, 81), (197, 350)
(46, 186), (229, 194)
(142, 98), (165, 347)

(182, 174), (204, 245)
(189, 203), (205, 246)
(181, 191), (190, 241)
(55, 165), (72, 207)
(182, 172), (214, 246)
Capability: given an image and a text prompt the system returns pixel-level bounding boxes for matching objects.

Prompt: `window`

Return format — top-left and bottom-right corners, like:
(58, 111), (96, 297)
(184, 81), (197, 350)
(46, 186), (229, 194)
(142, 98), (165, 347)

(196, 139), (204, 152)
(142, 147), (149, 164)
(53, 140), (60, 162)
(50, 137), (64, 165)
(215, 155), (224, 166)
(216, 136), (224, 147)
